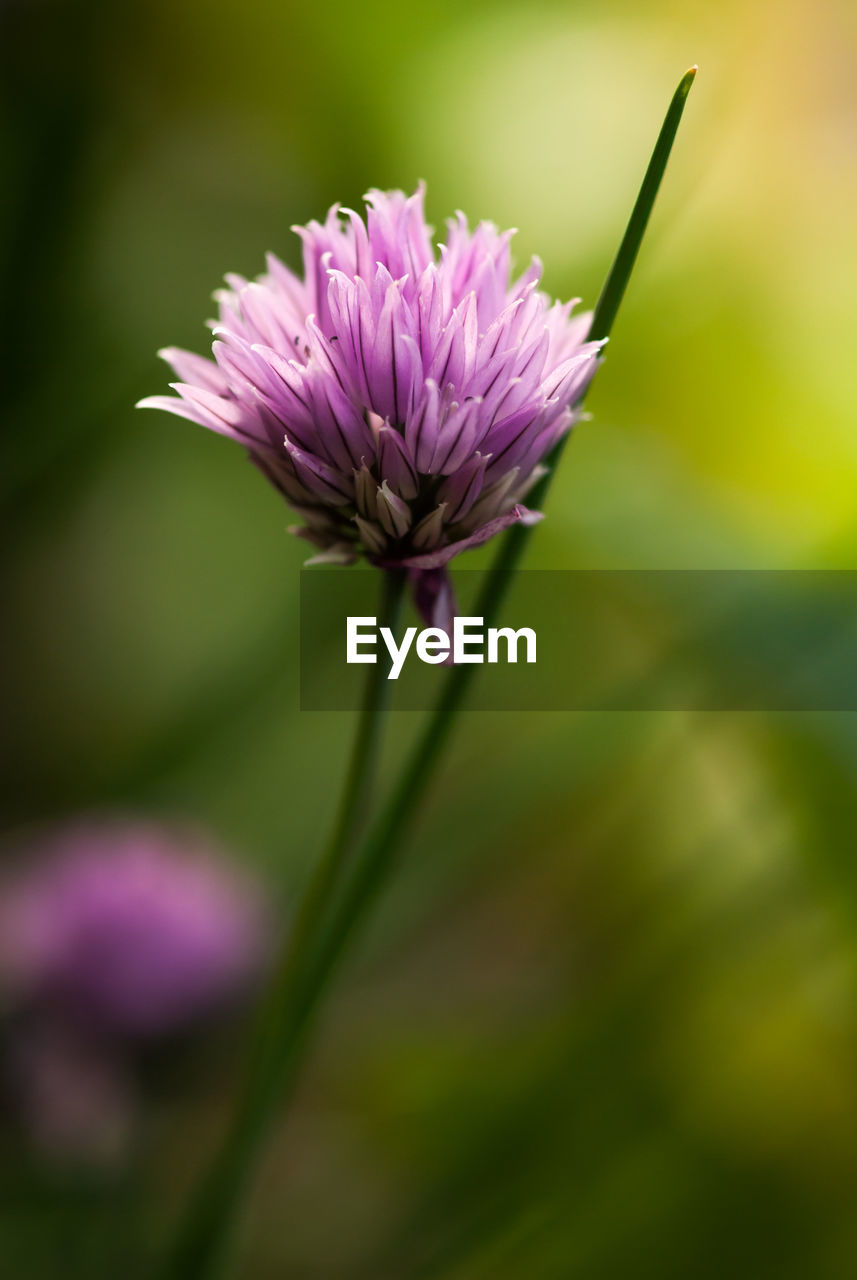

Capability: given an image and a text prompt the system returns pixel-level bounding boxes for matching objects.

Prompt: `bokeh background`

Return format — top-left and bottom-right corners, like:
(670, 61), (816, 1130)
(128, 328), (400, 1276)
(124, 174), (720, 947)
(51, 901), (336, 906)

(3, 0), (857, 1275)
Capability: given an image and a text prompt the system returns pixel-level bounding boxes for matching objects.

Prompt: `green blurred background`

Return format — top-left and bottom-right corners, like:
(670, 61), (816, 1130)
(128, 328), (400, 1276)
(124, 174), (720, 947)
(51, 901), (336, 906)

(3, 0), (857, 1274)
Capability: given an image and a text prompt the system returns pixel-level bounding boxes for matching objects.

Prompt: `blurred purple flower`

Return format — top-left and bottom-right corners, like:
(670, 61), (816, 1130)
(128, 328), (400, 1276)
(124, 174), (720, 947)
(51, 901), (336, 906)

(0, 819), (271, 1165)
(0, 819), (268, 1039)
(140, 186), (602, 622)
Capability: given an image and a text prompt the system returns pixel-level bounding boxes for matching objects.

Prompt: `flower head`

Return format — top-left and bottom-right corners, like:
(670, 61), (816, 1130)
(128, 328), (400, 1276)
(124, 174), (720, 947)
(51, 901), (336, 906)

(0, 819), (271, 1166)
(140, 186), (602, 617)
(0, 819), (268, 1039)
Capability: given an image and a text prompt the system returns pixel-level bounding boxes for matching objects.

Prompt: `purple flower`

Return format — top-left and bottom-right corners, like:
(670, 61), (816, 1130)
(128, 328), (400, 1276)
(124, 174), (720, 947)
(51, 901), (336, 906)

(0, 819), (269, 1039)
(139, 186), (602, 619)
(0, 819), (271, 1166)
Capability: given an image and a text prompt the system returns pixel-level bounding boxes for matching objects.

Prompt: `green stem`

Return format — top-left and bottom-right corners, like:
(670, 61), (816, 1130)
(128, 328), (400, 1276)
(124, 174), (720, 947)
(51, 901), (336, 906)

(520, 62), (698, 522)
(591, 65), (697, 344)
(164, 65), (696, 1279)
(289, 567), (406, 954)
(163, 569), (406, 1280)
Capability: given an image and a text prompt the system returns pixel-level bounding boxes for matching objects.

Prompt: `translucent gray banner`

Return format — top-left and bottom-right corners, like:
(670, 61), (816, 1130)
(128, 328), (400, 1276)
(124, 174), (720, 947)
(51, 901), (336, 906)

(300, 570), (857, 711)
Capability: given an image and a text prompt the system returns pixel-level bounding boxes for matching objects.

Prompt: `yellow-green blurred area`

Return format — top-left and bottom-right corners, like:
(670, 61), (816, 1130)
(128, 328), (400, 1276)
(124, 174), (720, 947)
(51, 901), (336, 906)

(3, 0), (857, 1275)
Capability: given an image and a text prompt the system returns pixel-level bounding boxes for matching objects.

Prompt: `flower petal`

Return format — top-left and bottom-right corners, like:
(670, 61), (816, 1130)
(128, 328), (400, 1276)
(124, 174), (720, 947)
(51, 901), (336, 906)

(392, 505), (543, 569)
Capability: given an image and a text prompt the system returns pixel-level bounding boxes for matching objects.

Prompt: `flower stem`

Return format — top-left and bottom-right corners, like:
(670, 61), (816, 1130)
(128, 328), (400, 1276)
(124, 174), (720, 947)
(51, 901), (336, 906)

(591, 64), (697, 344)
(289, 567), (406, 954)
(163, 568), (406, 1280)
(163, 65), (696, 1279)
